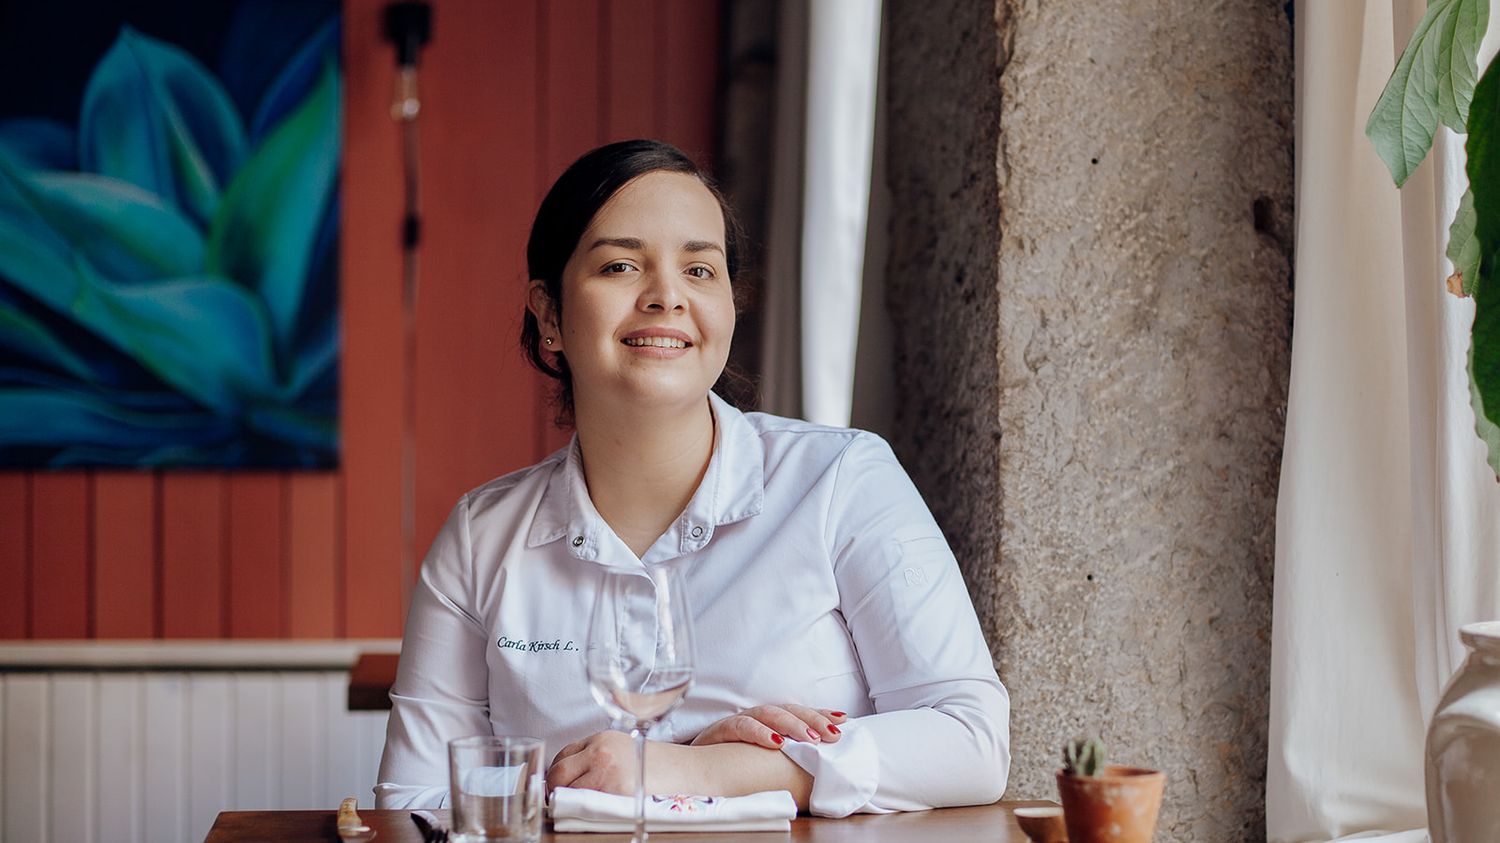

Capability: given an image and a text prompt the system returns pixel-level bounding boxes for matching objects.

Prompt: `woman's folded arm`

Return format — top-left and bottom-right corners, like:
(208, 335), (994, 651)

(791, 433), (1010, 816)
(375, 501), (492, 809)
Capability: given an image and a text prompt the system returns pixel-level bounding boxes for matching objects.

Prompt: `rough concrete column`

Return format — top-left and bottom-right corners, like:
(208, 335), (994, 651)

(885, 2), (1293, 840)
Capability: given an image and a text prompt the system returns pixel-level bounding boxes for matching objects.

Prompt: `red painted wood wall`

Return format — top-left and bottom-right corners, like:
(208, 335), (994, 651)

(0, 0), (720, 641)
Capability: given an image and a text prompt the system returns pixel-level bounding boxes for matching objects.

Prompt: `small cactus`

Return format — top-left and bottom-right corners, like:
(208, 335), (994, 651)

(1062, 737), (1106, 777)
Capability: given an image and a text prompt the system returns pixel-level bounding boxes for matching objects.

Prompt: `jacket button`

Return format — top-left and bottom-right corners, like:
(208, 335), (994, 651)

(571, 536), (585, 547)
(690, 525), (704, 539)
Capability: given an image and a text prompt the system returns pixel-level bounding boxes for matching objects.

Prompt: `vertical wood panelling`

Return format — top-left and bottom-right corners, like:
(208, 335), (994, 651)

(231, 675), (277, 809)
(97, 674), (143, 843)
(3, 675), (48, 842)
(542, 0), (603, 183)
(662, 0), (719, 163)
(604, 0), (661, 140)
(143, 675), (187, 843)
(94, 473), (157, 638)
(287, 475), (339, 638)
(187, 675), (233, 843)
(161, 476), (227, 637)
(50, 675), (96, 843)
(536, 0), (601, 458)
(227, 474), (284, 638)
(32, 473), (90, 638)
(341, 0), (408, 639)
(0, 680), (5, 832)
(0, 474), (28, 637)
(324, 672), (363, 807)
(3, 668), (401, 840)
(278, 675), (325, 809)
(357, 706), (387, 807)
(413, 0), (543, 566)
(1, 1), (722, 642)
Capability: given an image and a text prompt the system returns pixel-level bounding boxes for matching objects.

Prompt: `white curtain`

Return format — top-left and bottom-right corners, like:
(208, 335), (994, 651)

(759, 0), (883, 427)
(1269, 3), (1500, 842)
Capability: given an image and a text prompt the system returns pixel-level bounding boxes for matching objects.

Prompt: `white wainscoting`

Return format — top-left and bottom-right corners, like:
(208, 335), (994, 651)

(0, 641), (398, 843)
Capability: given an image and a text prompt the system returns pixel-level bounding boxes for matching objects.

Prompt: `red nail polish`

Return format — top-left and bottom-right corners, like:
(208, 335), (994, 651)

(828, 724), (841, 734)
(771, 733), (784, 745)
(830, 711), (846, 718)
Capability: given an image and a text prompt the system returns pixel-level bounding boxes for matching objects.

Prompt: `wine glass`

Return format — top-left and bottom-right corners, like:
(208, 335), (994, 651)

(586, 562), (695, 843)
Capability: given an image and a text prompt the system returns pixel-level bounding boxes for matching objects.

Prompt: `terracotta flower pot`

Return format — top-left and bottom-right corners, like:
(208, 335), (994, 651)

(1055, 765), (1165, 843)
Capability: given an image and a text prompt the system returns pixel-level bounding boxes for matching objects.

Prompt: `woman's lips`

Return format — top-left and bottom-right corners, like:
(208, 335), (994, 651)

(620, 329), (693, 358)
(621, 328), (693, 345)
(622, 336), (689, 349)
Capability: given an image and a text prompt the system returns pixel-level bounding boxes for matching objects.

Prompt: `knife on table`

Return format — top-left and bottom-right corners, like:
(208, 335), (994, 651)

(337, 796), (377, 841)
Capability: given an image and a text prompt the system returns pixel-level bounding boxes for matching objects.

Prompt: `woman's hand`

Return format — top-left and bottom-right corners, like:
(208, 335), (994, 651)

(547, 731), (703, 796)
(690, 705), (848, 749)
(547, 730), (642, 795)
(546, 729), (814, 808)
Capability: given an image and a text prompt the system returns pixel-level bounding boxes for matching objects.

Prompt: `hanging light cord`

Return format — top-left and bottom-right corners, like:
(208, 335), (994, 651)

(384, 2), (431, 611)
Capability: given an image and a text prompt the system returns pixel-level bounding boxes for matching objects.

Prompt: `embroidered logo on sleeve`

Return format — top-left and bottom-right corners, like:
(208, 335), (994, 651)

(496, 635), (577, 653)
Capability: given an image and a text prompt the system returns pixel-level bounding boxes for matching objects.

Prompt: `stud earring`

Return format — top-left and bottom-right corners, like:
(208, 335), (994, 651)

(544, 337), (554, 346)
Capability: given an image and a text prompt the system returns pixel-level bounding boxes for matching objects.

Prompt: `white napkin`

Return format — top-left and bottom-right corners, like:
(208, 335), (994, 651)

(549, 787), (797, 832)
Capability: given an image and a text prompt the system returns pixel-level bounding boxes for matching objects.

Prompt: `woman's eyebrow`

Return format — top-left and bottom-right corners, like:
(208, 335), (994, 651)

(586, 236), (723, 255)
(587, 236), (643, 251)
(682, 240), (724, 255)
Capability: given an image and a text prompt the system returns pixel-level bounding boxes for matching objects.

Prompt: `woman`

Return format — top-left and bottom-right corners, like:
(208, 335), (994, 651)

(375, 140), (1010, 816)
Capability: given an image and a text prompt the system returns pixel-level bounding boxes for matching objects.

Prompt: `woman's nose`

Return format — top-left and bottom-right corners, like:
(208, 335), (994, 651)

(638, 270), (685, 311)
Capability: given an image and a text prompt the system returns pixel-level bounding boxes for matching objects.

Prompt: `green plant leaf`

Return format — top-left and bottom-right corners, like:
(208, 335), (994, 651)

(0, 202), (82, 315)
(0, 221), (279, 412)
(0, 366), (195, 413)
(1465, 57), (1500, 476)
(1437, 0), (1488, 127)
(1449, 188), (1480, 296)
(0, 153), (205, 284)
(0, 305), (102, 384)
(79, 27), (248, 226)
(247, 17), (339, 142)
(287, 308), (337, 399)
(68, 272), (280, 414)
(1366, 0), (1489, 186)
(207, 59), (339, 365)
(1466, 344), (1500, 470)
(246, 403), (336, 450)
(0, 387), (234, 449)
(0, 119), (76, 170)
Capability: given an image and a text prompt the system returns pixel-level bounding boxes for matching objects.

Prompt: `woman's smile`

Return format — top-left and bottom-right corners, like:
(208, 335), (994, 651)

(621, 328), (694, 357)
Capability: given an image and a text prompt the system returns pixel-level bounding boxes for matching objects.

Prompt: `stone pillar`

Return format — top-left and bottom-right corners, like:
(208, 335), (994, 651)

(885, 2), (1293, 840)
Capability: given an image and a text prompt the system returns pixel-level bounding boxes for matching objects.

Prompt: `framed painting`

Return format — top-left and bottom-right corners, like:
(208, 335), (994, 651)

(0, 0), (340, 468)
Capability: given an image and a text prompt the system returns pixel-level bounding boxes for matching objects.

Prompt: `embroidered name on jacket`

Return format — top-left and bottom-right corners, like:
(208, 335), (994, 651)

(497, 636), (576, 653)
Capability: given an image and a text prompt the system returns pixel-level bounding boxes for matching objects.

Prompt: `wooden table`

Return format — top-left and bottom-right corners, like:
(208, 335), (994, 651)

(205, 802), (1054, 841)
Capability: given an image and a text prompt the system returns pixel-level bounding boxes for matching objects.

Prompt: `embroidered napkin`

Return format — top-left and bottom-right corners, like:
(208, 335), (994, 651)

(549, 788), (797, 832)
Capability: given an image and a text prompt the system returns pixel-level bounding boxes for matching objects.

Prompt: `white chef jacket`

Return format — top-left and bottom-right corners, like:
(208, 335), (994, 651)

(374, 393), (1010, 816)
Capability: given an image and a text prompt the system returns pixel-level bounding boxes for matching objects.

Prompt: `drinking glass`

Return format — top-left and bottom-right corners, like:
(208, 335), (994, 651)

(586, 563), (695, 843)
(447, 735), (544, 843)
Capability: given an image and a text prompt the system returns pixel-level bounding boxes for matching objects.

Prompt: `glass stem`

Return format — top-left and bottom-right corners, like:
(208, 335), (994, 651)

(634, 723), (649, 843)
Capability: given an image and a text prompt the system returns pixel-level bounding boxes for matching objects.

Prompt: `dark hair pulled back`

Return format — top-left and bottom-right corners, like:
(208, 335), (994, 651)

(521, 139), (747, 425)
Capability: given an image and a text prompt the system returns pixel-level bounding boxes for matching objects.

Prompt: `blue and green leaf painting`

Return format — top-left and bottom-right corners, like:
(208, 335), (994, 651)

(0, 2), (340, 468)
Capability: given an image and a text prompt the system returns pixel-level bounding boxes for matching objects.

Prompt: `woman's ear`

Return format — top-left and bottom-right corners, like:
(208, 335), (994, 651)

(527, 280), (562, 352)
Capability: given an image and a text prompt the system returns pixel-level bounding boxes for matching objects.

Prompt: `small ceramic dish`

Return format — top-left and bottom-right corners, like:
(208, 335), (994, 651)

(1014, 805), (1068, 843)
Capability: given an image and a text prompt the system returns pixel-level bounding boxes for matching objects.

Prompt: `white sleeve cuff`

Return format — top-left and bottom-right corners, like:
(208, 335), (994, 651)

(373, 782), (450, 810)
(777, 721), (887, 817)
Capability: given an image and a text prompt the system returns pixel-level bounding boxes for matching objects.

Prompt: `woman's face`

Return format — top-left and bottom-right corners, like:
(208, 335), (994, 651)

(531, 170), (735, 416)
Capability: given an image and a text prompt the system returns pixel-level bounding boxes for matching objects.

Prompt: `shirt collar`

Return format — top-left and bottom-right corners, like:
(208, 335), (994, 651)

(526, 392), (766, 560)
